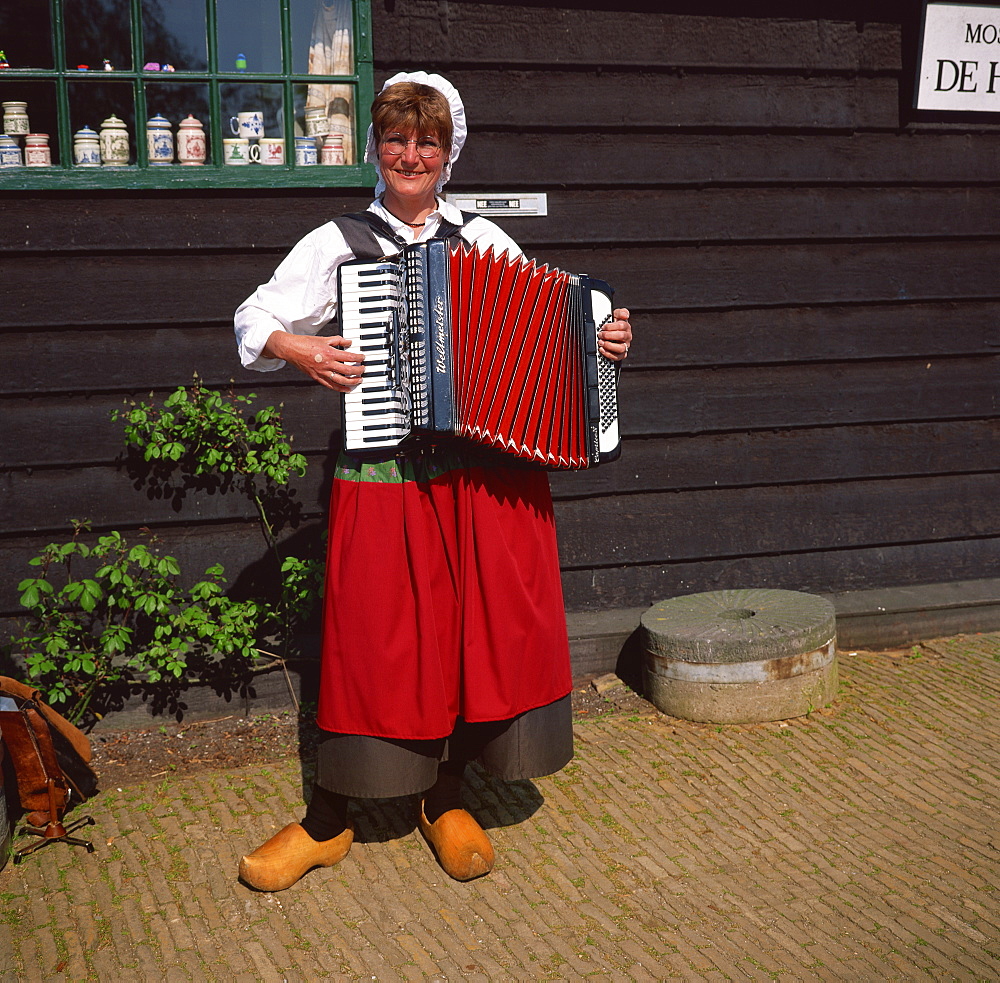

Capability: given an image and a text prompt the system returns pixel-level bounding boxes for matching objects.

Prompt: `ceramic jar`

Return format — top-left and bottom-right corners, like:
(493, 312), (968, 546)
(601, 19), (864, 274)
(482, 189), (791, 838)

(100, 114), (129, 165)
(176, 114), (206, 165)
(294, 135), (317, 165)
(0, 134), (22, 167)
(2, 101), (29, 137)
(146, 114), (173, 165)
(304, 107), (329, 137)
(73, 126), (101, 166)
(24, 133), (50, 166)
(321, 134), (345, 165)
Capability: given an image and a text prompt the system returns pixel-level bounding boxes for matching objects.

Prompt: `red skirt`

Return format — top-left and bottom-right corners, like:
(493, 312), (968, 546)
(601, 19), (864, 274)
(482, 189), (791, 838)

(316, 446), (573, 740)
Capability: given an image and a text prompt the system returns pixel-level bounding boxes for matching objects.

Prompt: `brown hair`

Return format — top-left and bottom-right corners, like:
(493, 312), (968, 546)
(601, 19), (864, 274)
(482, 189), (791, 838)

(371, 81), (452, 155)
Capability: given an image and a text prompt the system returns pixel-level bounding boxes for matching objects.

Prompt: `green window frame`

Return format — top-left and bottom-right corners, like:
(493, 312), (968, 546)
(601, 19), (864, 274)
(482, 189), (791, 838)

(0, 0), (374, 190)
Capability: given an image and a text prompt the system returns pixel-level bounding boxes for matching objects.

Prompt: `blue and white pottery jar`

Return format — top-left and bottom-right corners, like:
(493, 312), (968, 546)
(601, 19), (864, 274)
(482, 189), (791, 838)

(146, 114), (173, 165)
(294, 135), (317, 165)
(0, 134), (22, 167)
(73, 125), (101, 166)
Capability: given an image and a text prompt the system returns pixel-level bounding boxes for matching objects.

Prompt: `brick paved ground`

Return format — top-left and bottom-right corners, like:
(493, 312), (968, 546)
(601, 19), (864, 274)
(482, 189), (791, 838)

(1, 634), (998, 981)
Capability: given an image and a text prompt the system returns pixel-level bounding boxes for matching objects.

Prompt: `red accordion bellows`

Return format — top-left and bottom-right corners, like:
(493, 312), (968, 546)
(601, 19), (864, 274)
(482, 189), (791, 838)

(450, 245), (588, 468)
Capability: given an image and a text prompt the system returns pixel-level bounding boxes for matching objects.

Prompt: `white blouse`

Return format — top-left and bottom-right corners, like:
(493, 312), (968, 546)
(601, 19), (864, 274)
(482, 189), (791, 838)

(234, 197), (522, 371)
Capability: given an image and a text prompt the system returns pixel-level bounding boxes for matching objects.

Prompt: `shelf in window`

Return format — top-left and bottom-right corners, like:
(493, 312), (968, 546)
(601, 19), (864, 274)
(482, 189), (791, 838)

(0, 163), (377, 191)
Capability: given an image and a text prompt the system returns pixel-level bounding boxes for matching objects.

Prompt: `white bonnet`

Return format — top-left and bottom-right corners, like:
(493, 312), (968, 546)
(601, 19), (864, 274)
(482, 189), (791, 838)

(363, 71), (467, 195)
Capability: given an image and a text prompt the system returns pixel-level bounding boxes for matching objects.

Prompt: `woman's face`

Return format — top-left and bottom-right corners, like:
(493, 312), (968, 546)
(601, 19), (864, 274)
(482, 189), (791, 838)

(378, 128), (447, 209)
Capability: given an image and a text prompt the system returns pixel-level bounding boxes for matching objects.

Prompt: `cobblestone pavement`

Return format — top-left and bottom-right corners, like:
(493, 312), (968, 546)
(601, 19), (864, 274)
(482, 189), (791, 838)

(2, 634), (998, 981)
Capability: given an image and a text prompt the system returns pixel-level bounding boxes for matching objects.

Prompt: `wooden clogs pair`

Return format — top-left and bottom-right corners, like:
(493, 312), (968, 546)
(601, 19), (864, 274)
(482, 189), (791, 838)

(239, 805), (494, 890)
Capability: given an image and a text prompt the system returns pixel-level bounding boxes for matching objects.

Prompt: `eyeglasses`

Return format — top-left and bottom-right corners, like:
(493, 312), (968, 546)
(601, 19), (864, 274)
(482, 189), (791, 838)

(381, 134), (443, 158)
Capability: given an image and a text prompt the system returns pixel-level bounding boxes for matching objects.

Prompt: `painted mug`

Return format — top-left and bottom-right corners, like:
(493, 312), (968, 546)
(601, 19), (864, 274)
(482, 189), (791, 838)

(223, 137), (260, 165)
(229, 111), (263, 140)
(258, 137), (285, 165)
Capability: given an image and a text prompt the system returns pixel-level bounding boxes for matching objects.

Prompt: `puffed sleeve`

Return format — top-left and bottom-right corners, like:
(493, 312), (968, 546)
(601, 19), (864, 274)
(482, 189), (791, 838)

(234, 222), (353, 371)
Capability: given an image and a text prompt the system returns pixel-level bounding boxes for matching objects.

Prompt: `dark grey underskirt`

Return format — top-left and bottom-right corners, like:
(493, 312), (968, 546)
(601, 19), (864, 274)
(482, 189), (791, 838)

(314, 694), (573, 799)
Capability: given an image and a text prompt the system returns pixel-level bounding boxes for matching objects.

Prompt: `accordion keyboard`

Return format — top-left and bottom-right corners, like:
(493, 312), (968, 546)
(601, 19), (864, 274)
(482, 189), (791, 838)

(338, 262), (411, 451)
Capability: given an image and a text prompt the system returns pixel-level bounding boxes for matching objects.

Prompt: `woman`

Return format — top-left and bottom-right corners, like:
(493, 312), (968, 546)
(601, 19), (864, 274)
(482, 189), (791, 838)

(234, 72), (632, 888)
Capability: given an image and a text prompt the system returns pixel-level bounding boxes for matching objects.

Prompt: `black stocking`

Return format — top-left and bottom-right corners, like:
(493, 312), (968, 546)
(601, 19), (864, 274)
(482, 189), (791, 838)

(423, 759), (467, 824)
(300, 784), (350, 841)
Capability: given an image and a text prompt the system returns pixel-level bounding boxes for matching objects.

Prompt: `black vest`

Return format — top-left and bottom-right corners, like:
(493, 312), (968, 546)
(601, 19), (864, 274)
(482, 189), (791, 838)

(332, 209), (478, 261)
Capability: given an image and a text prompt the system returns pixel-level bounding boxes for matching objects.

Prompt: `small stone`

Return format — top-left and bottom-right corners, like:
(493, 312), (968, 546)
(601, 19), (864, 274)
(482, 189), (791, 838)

(592, 673), (624, 695)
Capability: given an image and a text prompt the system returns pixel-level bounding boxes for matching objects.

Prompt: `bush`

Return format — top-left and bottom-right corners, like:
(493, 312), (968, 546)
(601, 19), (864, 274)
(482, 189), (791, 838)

(114, 380), (324, 638)
(16, 522), (265, 724)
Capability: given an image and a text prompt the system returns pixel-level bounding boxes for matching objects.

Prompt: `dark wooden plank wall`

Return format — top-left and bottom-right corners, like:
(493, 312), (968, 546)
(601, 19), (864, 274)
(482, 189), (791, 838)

(2, 1), (999, 646)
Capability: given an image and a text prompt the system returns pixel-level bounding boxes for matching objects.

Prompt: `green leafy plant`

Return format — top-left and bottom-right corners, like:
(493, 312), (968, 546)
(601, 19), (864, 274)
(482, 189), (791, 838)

(113, 379), (307, 551)
(16, 521), (265, 723)
(112, 379), (324, 645)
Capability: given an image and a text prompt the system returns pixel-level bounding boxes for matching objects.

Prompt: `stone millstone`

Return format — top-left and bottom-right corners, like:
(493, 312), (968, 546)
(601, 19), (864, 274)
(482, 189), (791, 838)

(641, 589), (838, 723)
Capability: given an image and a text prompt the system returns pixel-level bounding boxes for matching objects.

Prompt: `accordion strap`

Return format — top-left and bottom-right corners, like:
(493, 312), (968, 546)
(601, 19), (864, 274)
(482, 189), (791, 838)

(334, 209), (478, 261)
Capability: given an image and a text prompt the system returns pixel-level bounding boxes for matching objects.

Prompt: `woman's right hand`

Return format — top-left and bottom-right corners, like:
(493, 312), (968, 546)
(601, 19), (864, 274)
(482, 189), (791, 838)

(263, 331), (365, 393)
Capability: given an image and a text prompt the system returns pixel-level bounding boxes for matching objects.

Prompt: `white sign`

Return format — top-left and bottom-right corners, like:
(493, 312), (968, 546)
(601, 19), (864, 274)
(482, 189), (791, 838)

(445, 192), (548, 217)
(916, 2), (1000, 111)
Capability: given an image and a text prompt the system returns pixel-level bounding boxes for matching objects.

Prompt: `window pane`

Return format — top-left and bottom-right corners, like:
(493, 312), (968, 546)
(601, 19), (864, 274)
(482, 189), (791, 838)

(293, 0), (354, 76)
(69, 80), (135, 163)
(295, 81), (356, 165)
(215, 0), (281, 75)
(220, 80), (284, 141)
(65, 0), (133, 73)
(0, 0), (54, 70)
(0, 80), (60, 163)
(142, 0), (208, 73)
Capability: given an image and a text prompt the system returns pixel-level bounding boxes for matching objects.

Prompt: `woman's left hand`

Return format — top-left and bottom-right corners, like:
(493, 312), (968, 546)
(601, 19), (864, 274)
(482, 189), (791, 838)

(598, 308), (632, 362)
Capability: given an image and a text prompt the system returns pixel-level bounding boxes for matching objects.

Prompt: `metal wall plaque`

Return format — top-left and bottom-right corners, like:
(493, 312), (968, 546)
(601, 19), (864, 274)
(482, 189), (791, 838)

(445, 193), (548, 216)
(916, 2), (1000, 112)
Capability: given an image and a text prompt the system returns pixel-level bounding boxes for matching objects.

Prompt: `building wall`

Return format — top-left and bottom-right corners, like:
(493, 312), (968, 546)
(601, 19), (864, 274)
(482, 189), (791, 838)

(2, 1), (999, 644)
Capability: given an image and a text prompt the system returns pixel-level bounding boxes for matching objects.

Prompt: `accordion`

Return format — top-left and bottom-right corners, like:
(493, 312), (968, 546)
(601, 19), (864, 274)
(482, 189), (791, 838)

(337, 239), (621, 469)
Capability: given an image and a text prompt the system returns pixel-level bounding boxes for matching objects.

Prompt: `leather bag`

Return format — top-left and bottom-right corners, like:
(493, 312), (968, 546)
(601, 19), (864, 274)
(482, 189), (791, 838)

(0, 677), (97, 827)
